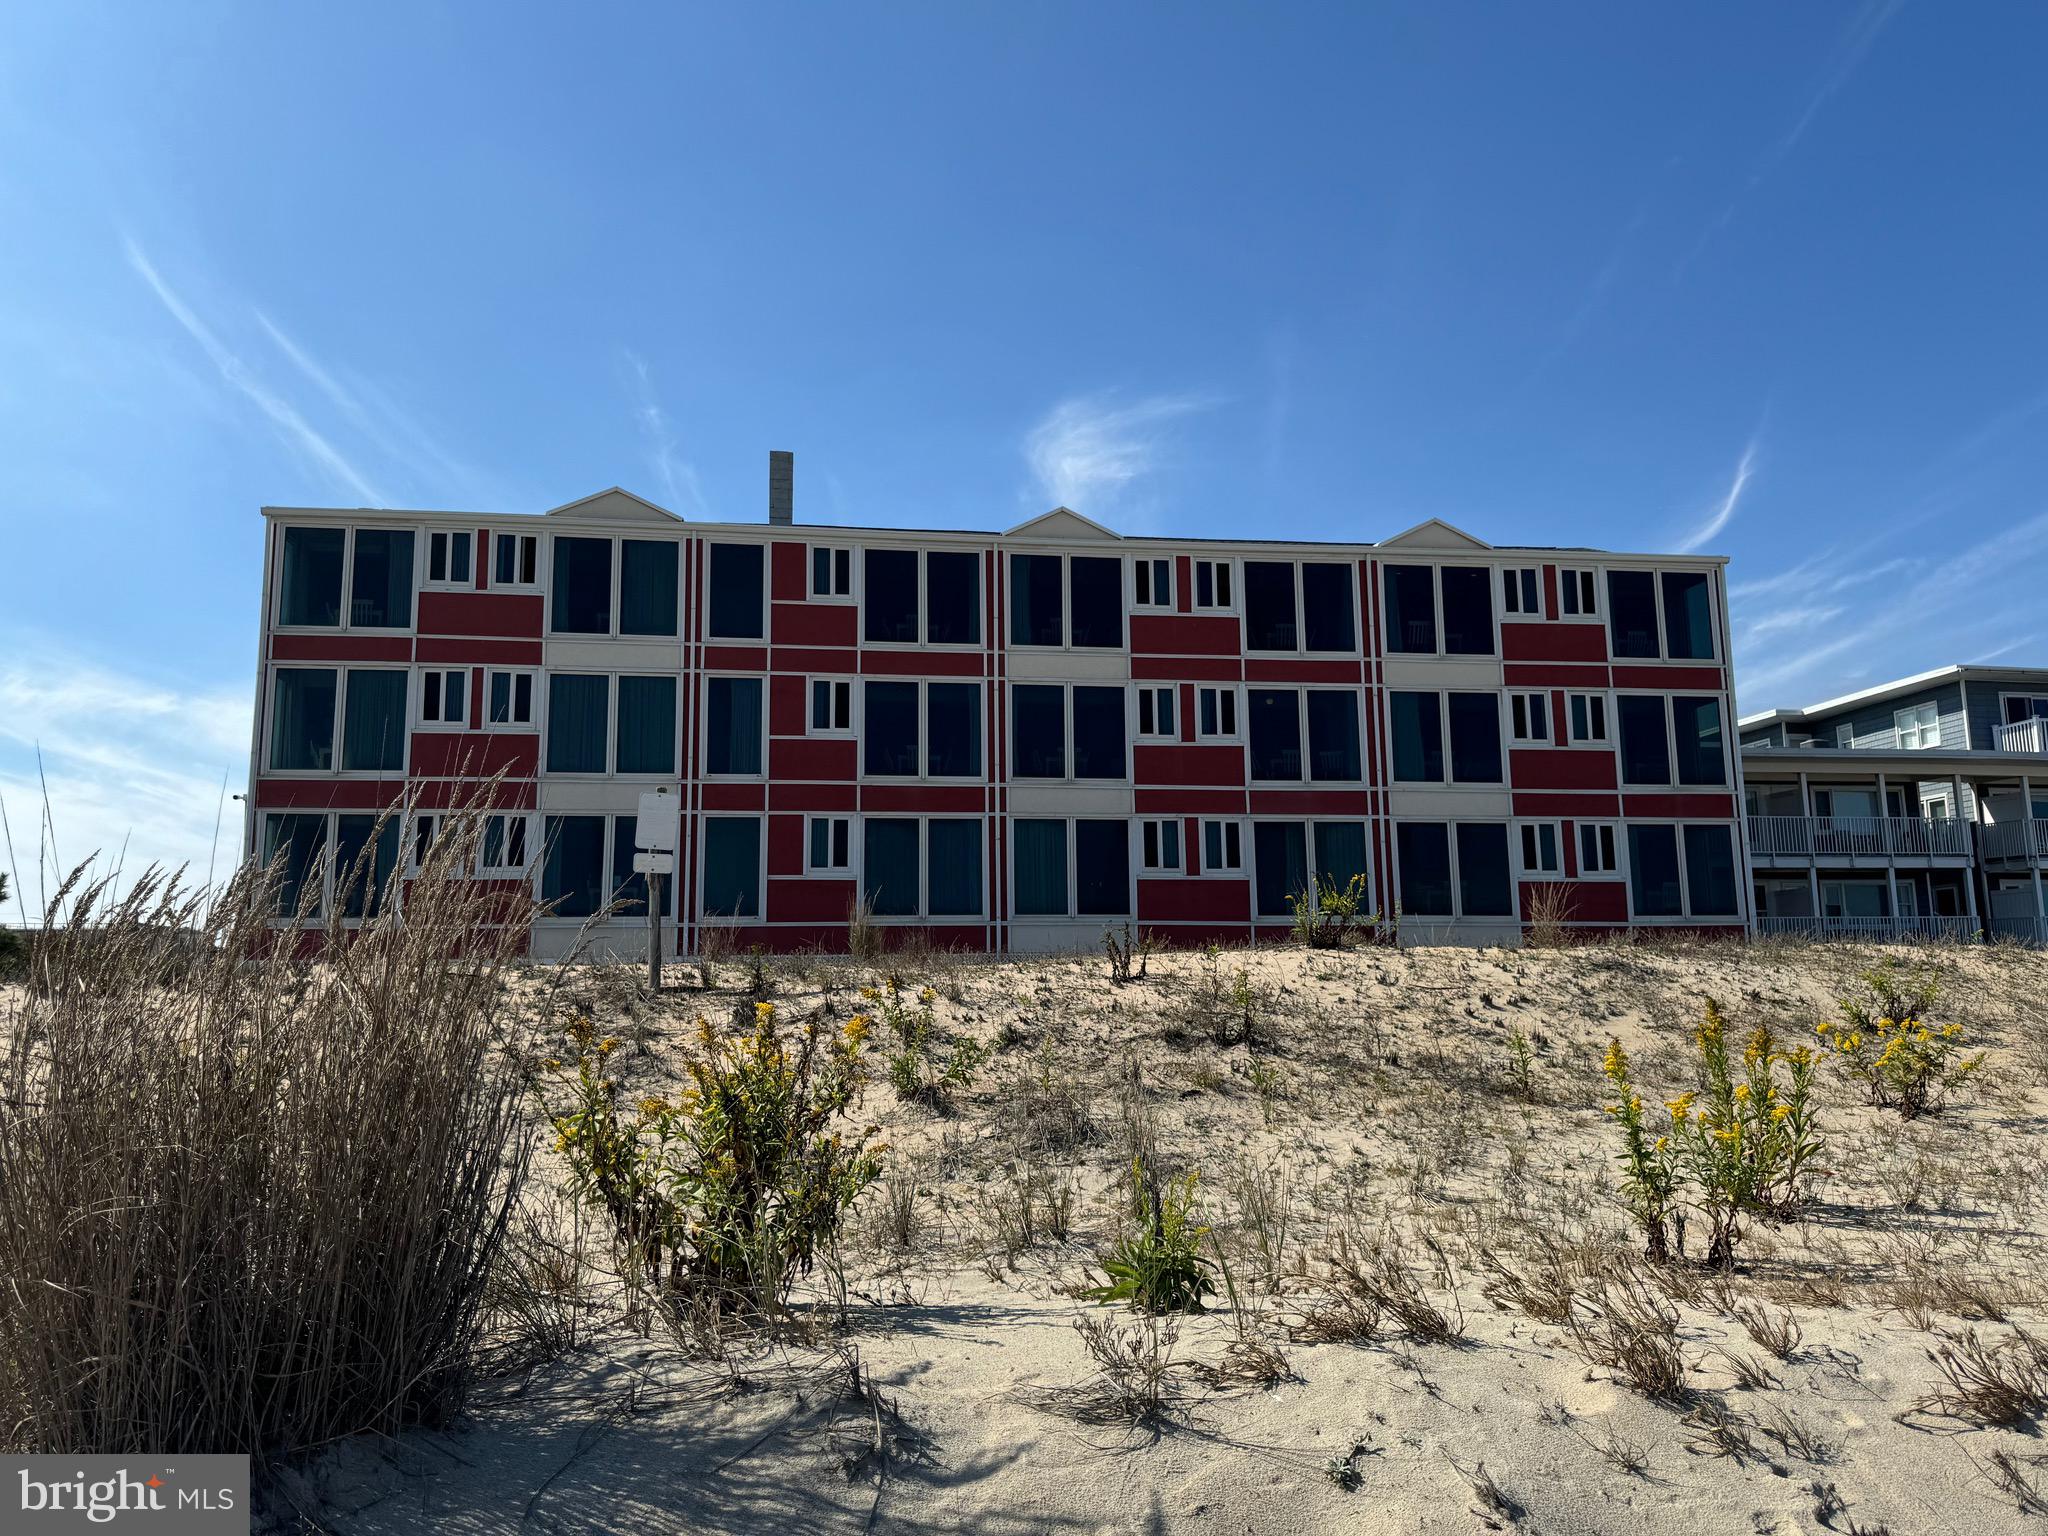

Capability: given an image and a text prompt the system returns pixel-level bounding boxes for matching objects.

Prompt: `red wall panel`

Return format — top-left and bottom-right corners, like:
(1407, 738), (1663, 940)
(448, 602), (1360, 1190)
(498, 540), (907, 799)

(1130, 613), (1242, 656)
(1508, 748), (1616, 790)
(417, 591), (543, 638)
(409, 732), (539, 778)
(1502, 623), (1607, 663)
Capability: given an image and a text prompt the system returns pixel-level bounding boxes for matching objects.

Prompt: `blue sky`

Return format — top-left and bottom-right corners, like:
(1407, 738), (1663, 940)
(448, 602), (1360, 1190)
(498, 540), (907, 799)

(4, 1), (2046, 915)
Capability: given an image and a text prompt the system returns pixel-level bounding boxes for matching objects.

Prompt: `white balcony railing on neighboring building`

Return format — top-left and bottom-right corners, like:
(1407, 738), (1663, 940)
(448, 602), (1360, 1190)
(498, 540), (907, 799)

(1756, 915), (1975, 943)
(1745, 814), (1972, 859)
(1979, 819), (2048, 860)
(1995, 717), (2048, 753)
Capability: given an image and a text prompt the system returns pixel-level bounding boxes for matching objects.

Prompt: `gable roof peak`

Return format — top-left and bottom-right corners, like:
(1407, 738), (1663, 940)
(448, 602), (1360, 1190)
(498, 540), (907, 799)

(544, 487), (684, 524)
(1377, 517), (1492, 552)
(1005, 506), (1121, 540)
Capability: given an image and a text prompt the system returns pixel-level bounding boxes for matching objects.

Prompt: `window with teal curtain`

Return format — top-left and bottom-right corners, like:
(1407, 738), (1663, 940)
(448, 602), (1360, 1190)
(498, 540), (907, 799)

(341, 670), (407, 771)
(269, 668), (337, 770)
(619, 540), (679, 636)
(706, 677), (763, 775)
(335, 813), (399, 918)
(348, 529), (414, 628)
(278, 527), (344, 626)
(542, 814), (605, 918)
(615, 676), (677, 774)
(702, 816), (761, 918)
(927, 819), (981, 916)
(862, 818), (919, 916)
(546, 675), (609, 773)
(1456, 823), (1514, 917)
(1253, 821), (1307, 917)
(1012, 819), (1067, 915)
(1074, 820), (1130, 915)
(1313, 821), (1368, 895)
(265, 813), (330, 916)
(610, 816), (674, 918)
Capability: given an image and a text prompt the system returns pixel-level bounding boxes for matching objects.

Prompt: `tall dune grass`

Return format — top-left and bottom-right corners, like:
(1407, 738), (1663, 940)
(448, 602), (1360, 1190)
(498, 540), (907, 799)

(0, 809), (536, 1457)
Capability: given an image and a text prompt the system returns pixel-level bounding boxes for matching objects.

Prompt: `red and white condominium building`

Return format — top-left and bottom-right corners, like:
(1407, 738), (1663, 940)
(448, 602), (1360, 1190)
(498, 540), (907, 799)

(246, 457), (1746, 956)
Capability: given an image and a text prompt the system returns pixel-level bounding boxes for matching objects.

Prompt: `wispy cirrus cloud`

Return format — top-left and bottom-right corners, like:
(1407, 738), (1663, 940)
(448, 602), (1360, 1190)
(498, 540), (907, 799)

(1024, 390), (1217, 513)
(1674, 436), (1760, 553)
(622, 351), (705, 515)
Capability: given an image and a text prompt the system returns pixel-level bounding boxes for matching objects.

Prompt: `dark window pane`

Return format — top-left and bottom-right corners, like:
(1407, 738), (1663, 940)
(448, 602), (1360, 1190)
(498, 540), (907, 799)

(616, 676), (677, 774)
(863, 818), (920, 917)
(926, 551), (980, 644)
(1072, 686), (1126, 779)
(1390, 691), (1442, 782)
(1302, 563), (1356, 652)
(927, 682), (982, 777)
(1446, 693), (1502, 783)
(1075, 820), (1131, 915)
(1010, 554), (1063, 645)
(1248, 689), (1302, 780)
(1396, 822), (1453, 915)
(349, 529), (414, 629)
(928, 819), (982, 916)
(542, 814), (605, 918)
(864, 548), (919, 643)
(1662, 572), (1714, 659)
(1684, 825), (1738, 916)
(1383, 565), (1437, 653)
(863, 680), (919, 776)
(1253, 820), (1307, 917)
(278, 527), (345, 626)
(1440, 566), (1493, 655)
(1069, 556), (1124, 648)
(1455, 823), (1513, 916)
(546, 674), (609, 774)
(1011, 685), (1066, 778)
(1314, 821), (1369, 893)
(1013, 819), (1068, 915)
(1618, 695), (1672, 785)
(1672, 697), (1725, 786)
(265, 813), (329, 917)
(552, 536), (612, 634)
(1245, 561), (1298, 650)
(703, 677), (762, 775)
(812, 547), (831, 595)
(701, 817), (761, 918)
(1306, 692), (1361, 781)
(1628, 825), (1683, 917)
(707, 543), (764, 639)
(269, 668), (337, 771)
(1608, 571), (1659, 658)
(334, 814), (398, 919)
(341, 670), (407, 772)
(611, 815), (674, 918)
(619, 540), (678, 636)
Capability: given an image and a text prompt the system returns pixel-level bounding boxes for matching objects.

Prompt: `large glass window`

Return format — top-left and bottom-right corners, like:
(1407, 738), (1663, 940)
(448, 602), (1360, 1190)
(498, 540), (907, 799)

(705, 677), (763, 775)
(1671, 697), (1725, 786)
(1245, 562), (1299, 651)
(1383, 565), (1437, 653)
(862, 818), (920, 917)
(616, 676), (677, 775)
(348, 529), (414, 629)
(1075, 820), (1130, 915)
(1684, 825), (1738, 915)
(1069, 557), (1124, 648)
(278, 527), (345, 626)
(864, 681), (919, 776)
(1618, 695), (1673, 785)
(1455, 822), (1513, 916)
(334, 813), (398, 919)
(1302, 564), (1357, 652)
(927, 819), (982, 916)
(1010, 554), (1063, 646)
(1248, 689), (1302, 780)
(1011, 686), (1066, 778)
(265, 813), (329, 917)
(1396, 822), (1453, 915)
(1628, 824), (1683, 916)
(1440, 567), (1493, 655)
(927, 682), (981, 777)
(1255, 821), (1309, 917)
(546, 674), (609, 774)
(551, 537), (612, 635)
(1446, 693), (1502, 783)
(1608, 571), (1659, 658)
(1662, 573), (1714, 659)
(610, 815), (674, 918)
(1306, 692), (1361, 781)
(1072, 686), (1126, 779)
(542, 814), (605, 918)
(1314, 821), (1369, 893)
(701, 816), (761, 919)
(1012, 819), (1068, 915)
(864, 549), (920, 643)
(707, 543), (764, 639)
(619, 540), (679, 637)
(269, 668), (337, 771)
(926, 551), (981, 644)
(340, 669), (407, 772)
(1390, 691), (1442, 782)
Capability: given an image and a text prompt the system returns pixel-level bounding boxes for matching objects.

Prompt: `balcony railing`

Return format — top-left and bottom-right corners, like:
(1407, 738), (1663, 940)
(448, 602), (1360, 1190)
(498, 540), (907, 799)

(1988, 913), (2048, 945)
(1756, 915), (1975, 943)
(1995, 717), (2048, 753)
(1979, 819), (2048, 860)
(1745, 814), (1971, 859)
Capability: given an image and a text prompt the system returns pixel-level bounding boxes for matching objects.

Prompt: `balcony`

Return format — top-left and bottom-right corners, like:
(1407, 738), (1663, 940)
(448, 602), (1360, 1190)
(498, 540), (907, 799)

(1988, 913), (2048, 945)
(1745, 814), (1971, 861)
(1756, 915), (1974, 943)
(1979, 819), (2048, 861)
(1995, 717), (2048, 753)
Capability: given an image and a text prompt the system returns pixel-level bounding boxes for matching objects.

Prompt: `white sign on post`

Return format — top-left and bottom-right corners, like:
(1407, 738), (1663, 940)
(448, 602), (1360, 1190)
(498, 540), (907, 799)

(632, 851), (674, 876)
(635, 791), (679, 852)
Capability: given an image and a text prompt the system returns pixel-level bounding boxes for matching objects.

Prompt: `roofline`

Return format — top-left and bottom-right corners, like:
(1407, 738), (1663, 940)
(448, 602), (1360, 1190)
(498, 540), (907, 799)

(1740, 742), (2048, 773)
(1741, 662), (2048, 726)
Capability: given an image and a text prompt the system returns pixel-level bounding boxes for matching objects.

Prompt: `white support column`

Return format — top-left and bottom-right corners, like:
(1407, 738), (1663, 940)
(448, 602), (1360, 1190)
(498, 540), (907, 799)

(1877, 770), (1900, 932)
(2025, 773), (2045, 938)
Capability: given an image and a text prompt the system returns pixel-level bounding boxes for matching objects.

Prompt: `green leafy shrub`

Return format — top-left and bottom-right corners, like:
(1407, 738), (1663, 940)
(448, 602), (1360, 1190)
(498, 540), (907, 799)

(1819, 959), (1982, 1118)
(1289, 873), (1372, 949)
(866, 976), (985, 1107)
(1083, 1158), (1214, 1313)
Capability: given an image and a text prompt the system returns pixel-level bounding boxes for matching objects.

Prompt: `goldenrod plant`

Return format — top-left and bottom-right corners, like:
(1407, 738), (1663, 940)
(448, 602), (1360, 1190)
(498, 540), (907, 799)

(1819, 958), (1982, 1119)
(1083, 1157), (1214, 1313)
(867, 975), (986, 1107)
(1289, 872), (1373, 949)
(1599, 1038), (1680, 1263)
